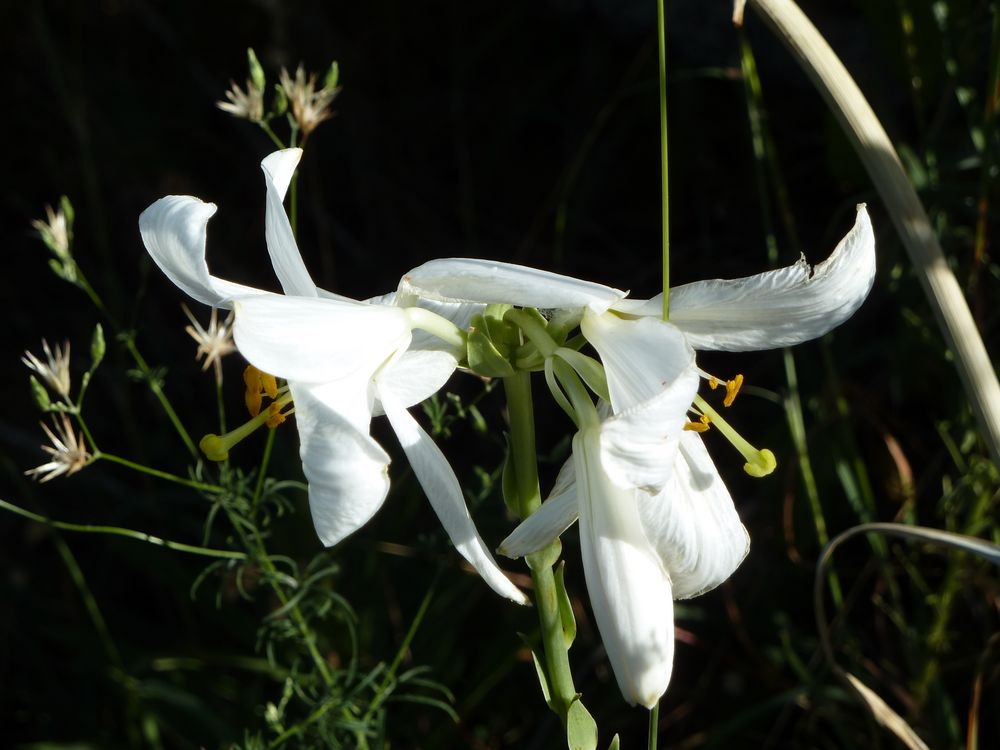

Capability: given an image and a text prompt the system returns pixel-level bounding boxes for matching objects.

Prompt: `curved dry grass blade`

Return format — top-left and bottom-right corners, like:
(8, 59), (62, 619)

(843, 673), (930, 750)
(747, 0), (1000, 469)
(814, 522), (1000, 749)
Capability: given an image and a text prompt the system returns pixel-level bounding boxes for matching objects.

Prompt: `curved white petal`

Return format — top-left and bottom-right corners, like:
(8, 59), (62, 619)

(660, 205), (876, 351)
(379, 388), (528, 604)
(400, 258), (627, 313)
(497, 487), (578, 558)
(290, 381), (390, 547)
(638, 431), (750, 600)
(261, 149), (319, 298)
(575, 430), (673, 708)
(233, 295), (412, 384)
(599, 367), (696, 493)
(371, 349), (457, 417)
(139, 196), (265, 308)
(581, 312), (696, 412)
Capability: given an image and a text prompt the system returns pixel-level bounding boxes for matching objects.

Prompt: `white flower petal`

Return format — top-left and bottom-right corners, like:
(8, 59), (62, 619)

(379, 388), (528, 604)
(661, 205), (876, 351)
(497, 488), (578, 559)
(400, 258), (627, 313)
(261, 149), (319, 298)
(575, 430), (674, 708)
(139, 196), (265, 307)
(371, 349), (457, 416)
(580, 312), (696, 412)
(232, 294), (412, 383)
(638, 431), (750, 600)
(290, 382), (390, 547)
(599, 367), (696, 493)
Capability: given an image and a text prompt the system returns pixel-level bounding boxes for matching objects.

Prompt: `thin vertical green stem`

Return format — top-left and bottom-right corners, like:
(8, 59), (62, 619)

(503, 372), (578, 721)
(123, 336), (198, 457)
(252, 427), (277, 507)
(648, 701), (661, 750)
(657, 0), (670, 320)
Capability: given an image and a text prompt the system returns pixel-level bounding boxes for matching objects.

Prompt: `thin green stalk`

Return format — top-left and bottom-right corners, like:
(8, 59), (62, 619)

(0, 497), (246, 560)
(51, 529), (142, 744)
(96, 452), (222, 494)
(657, 0), (670, 320)
(122, 336), (198, 457)
(648, 700), (661, 750)
(503, 372), (579, 721)
(361, 580), (437, 725)
(782, 351), (842, 606)
(259, 121), (286, 149)
(252, 427), (277, 507)
(216, 376), (227, 435)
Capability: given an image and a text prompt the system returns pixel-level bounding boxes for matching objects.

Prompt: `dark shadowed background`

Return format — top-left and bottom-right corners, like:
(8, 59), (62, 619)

(1, 1), (997, 748)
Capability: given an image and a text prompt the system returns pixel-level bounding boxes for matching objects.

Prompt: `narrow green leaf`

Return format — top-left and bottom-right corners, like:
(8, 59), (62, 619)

(607, 734), (620, 750)
(522, 642), (555, 712)
(554, 561), (577, 647)
(566, 697), (598, 750)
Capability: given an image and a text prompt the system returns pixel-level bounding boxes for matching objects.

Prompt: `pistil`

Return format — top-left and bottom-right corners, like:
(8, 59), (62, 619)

(692, 394), (776, 477)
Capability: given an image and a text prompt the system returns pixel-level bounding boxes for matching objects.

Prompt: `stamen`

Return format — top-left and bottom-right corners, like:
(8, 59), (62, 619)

(202, 386), (294, 461)
(684, 414), (711, 432)
(700, 368), (745, 407)
(723, 374), (744, 407)
(693, 395), (776, 477)
(244, 365), (281, 417)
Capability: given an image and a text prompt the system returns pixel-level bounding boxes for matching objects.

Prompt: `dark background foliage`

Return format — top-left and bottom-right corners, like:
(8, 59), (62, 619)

(1, 0), (997, 748)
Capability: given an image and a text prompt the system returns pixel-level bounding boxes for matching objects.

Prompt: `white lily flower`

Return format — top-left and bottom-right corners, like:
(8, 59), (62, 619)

(139, 148), (527, 604)
(401, 206), (876, 699)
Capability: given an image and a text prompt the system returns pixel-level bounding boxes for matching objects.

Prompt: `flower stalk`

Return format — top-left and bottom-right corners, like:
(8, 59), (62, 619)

(503, 370), (580, 722)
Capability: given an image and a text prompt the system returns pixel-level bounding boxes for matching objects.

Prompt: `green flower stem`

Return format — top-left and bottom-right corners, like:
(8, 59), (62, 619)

(406, 307), (468, 354)
(122, 336), (198, 457)
(95, 452), (223, 494)
(503, 371), (578, 722)
(252, 426), (277, 508)
(648, 700), (660, 750)
(0, 497), (246, 560)
(259, 121), (286, 149)
(505, 309), (558, 359)
(657, 0), (670, 321)
(551, 358), (599, 430)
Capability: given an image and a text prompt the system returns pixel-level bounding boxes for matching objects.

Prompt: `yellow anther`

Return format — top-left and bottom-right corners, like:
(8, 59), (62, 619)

(684, 413), (712, 432)
(244, 366), (263, 416)
(243, 365), (280, 417)
(723, 374), (744, 408)
(708, 376), (719, 390)
(265, 402), (287, 429)
(261, 372), (278, 399)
